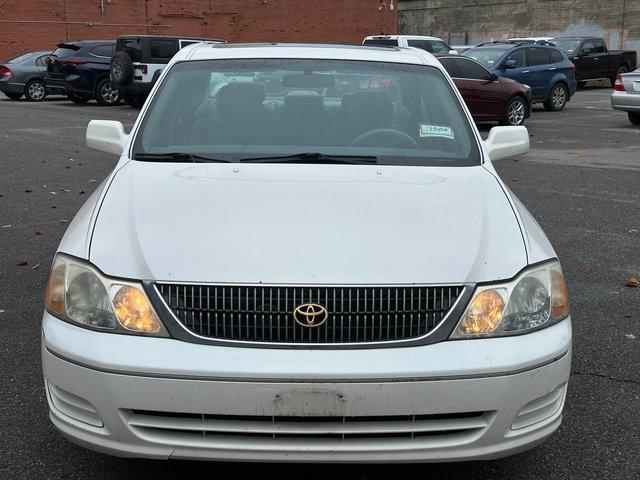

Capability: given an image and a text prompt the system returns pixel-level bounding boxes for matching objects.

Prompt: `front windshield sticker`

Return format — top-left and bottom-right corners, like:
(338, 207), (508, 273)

(420, 124), (454, 140)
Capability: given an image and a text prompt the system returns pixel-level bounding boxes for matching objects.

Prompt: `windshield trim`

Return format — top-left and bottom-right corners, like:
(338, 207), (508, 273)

(127, 57), (486, 166)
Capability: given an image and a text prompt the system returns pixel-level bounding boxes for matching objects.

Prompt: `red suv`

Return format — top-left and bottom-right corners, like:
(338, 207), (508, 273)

(439, 55), (533, 126)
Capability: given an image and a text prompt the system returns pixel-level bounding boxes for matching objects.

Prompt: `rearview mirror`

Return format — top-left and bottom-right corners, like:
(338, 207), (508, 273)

(484, 126), (529, 161)
(86, 120), (127, 155)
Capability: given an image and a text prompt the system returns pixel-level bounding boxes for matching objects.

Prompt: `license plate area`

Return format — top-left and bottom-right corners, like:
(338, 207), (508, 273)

(273, 388), (347, 417)
(633, 80), (640, 92)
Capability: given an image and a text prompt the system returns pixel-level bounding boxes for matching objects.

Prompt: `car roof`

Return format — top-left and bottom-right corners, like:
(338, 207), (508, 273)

(58, 40), (114, 47)
(182, 42), (441, 67)
(364, 35), (444, 41)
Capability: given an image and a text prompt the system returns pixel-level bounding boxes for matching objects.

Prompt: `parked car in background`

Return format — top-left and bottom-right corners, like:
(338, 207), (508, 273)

(43, 42), (571, 463)
(611, 69), (640, 125)
(363, 35), (458, 55)
(0, 51), (66, 101)
(110, 35), (224, 108)
(551, 37), (637, 85)
(439, 55), (532, 126)
(464, 42), (577, 111)
(46, 41), (119, 106)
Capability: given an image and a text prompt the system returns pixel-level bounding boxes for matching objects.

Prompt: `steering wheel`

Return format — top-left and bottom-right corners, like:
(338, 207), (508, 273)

(349, 128), (417, 148)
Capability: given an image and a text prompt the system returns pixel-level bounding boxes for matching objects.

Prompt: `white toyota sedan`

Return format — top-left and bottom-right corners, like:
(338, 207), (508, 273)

(42, 43), (571, 462)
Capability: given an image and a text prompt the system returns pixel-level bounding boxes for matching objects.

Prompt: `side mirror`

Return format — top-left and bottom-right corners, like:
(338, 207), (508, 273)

(86, 120), (127, 155)
(484, 126), (529, 161)
(503, 59), (518, 69)
(486, 72), (499, 82)
(448, 49), (459, 55)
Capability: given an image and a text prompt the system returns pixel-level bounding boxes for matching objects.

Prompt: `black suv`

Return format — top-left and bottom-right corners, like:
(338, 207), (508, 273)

(46, 41), (120, 106)
(110, 35), (224, 108)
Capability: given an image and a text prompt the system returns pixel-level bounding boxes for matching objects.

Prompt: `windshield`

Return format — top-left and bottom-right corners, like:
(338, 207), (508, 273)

(552, 39), (581, 54)
(464, 48), (508, 68)
(132, 58), (480, 166)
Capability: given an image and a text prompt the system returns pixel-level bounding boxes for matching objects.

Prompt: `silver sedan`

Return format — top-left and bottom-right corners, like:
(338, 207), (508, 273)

(611, 69), (640, 125)
(0, 51), (66, 102)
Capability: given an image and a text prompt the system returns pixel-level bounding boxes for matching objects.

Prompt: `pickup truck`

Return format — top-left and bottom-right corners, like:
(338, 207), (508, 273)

(551, 36), (637, 85)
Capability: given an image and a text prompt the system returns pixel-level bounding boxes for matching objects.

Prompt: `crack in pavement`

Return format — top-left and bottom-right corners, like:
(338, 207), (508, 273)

(571, 370), (640, 386)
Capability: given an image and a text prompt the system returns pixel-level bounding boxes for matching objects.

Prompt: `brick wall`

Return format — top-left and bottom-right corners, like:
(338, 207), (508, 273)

(0, 0), (398, 60)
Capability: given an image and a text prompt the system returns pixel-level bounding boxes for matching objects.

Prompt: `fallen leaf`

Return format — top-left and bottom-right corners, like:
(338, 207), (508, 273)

(35, 230), (43, 235)
(60, 219), (69, 224)
(78, 191), (85, 195)
(24, 189), (32, 193)
(1, 224), (11, 228)
(625, 333), (637, 340)
(31, 264), (40, 270)
(17, 261), (28, 266)
(582, 265), (590, 273)
(49, 191), (57, 195)
(0, 310), (6, 314)
(626, 276), (639, 288)
(88, 179), (97, 183)
(50, 206), (57, 209)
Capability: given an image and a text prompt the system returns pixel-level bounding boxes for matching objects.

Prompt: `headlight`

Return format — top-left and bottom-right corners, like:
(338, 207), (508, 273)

(44, 254), (168, 336)
(451, 260), (569, 339)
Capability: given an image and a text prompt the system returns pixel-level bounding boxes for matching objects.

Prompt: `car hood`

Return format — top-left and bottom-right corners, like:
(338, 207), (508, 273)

(89, 161), (527, 284)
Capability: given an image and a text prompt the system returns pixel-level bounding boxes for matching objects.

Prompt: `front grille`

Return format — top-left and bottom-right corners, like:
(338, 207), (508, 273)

(126, 410), (490, 443)
(157, 284), (464, 344)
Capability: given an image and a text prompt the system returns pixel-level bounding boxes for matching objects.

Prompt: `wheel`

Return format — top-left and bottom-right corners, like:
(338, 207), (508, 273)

(629, 112), (640, 126)
(3, 91), (22, 100)
(95, 78), (120, 106)
(68, 93), (90, 104)
(611, 66), (628, 86)
(24, 80), (46, 102)
(110, 51), (133, 87)
(124, 94), (145, 109)
(500, 96), (527, 126)
(544, 83), (568, 112)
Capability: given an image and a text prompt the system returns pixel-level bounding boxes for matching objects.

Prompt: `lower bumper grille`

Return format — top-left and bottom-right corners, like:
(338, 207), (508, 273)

(126, 410), (491, 443)
(157, 284), (464, 344)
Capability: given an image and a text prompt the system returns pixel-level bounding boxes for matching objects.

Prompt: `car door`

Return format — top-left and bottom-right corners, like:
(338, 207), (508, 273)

(591, 38), (609, 78)
(35, 55), (49, 80)
(499, 48), (527, 84)
(439, 57), (480, 118)
(573, 39), (598, 80)
(453, 57), (505, 120)
(524, 47), (552, 101)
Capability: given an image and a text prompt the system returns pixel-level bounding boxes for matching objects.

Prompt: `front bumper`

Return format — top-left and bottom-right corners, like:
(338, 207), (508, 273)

(611, 91), (640, 112)
(42, 312), (572, 462)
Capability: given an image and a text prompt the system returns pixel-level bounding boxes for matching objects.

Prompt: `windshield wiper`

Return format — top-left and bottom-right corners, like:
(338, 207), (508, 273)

(133, 152), (232, 163)
(240, 152), (378, 165)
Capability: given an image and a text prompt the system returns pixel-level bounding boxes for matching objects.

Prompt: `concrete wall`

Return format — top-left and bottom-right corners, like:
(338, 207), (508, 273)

(0, 0), (397, 60)
(398, 0), (640, 52)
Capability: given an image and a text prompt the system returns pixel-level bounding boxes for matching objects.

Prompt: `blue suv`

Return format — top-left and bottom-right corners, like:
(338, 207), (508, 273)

(464, 42), (577, 111)
(46, 41), (119, 106)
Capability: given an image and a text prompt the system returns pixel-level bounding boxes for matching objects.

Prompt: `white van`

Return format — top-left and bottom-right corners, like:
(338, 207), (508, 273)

(363, 35), (458, 55)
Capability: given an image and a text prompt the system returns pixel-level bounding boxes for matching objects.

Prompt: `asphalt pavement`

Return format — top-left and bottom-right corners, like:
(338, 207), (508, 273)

(0, 89), (638, 479)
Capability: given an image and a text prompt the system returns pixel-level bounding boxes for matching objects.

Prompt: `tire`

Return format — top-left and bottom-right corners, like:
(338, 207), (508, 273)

(543, 83), (569, 112)
(95, 78), (120, 106)
(4, 91), (22, 100)
(24, 80), (47, 102)
(500, 96), (527, 126)
(124, 94), (145, 109)
(611, 66), (628, 86)
(68, 93), (90, 104)
(110, 51), (133, 87)
(629, 112), (640, 126)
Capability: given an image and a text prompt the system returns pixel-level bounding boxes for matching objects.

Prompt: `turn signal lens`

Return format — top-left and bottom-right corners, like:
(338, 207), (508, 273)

(455, 289), (505, 336)
(45, 262), (66, 316)
(112, 285), (162, 333)
(551, 269), (570, 319)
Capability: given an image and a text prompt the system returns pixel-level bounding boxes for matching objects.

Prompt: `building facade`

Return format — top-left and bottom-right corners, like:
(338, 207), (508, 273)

(398, 0), (640, 51)
(0, 0), (397, 60)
